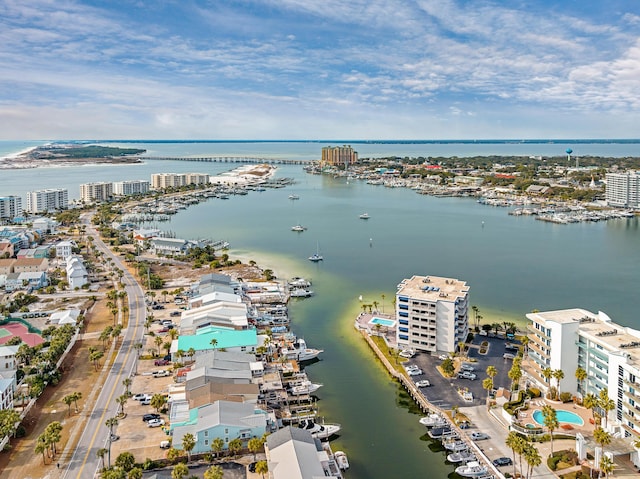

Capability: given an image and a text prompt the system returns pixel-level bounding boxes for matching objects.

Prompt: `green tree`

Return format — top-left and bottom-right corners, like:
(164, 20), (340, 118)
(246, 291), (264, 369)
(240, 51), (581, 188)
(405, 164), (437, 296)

(600, 454), (614, 479)
(96, 447), (108, 470)
(181, 432), (196, 463)
(228, 437), (243, 458)
(62, 393), (75, 416)
(584, 393), (599, 424)
(541, 405), (558, 457)
(116, 394), (128, 416)
(150, 393), (167, 413)
(486, 365), (498, 380)
(115, 451), (136, 472)
(203, 465), (224, 479)
(542, 367), (553, 387)
(166, 447), (182, 462)
(482, 377), (494, 406)
(505, 431), (524, 478)
(248, 437), (263, 461)
(72, 391), (82, 412)
(441, 357), (455, 376)
(523, 443), (541, 479)
(553, 369), (565, 396)
(594, 426), (612, 456)
(122, 378), (132, 395)
(128, 467), (143, 479)
(171, 463), (189, 479)
(211, 437), (224, 459)
(575, 366), (587, 394)
(598, 388), (615, 429)
(255, 460), (269, 478)
(508, 359), (523, 391)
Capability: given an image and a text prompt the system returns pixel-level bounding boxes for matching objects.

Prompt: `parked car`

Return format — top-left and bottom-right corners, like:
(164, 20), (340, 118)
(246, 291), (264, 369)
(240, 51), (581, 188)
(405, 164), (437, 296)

(141, 398), (151, 405)
(110, 434), (120, 442)
(160, 440), (171, 449)
(493, 457), (513, 466)
(158, 327), (169, 333)
(503, 353), (515, 360)
(470, 432), (490, 441)
(154, 359), (170, 366)
(170, 311), (181, 317)
(460, 364), (475, 372)
(399, 349), (415, 359)
(143, 413), (161, 422)
(458, 371), (477, 380)
(407, 369), (423, 376)
(153, 370), (171, 377)
(404, 364), (420, 371)
(415, 380), (431, 387)
(152, 304), (165, 310)
(133, 393), (151, 402)
(438, 354), (449, 361)
(248, 462), (257, 473)
(147, 418), (165, 428)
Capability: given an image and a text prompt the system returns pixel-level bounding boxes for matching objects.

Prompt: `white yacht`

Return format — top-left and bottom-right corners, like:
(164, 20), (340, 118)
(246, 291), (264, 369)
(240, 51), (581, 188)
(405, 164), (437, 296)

(298, 419), (341, 440)
(419, 414), (448, 428)
(290, 288), (314, 298)
(447, 450), (476, 463)
(288, 277), (311, 288)
(288, 194), (300, 200)
(359, 213), (370, 219)
(455, 461), (488, 477)
(444, 440), (468, 452)
(289, 380), (323, 396)
(281, 338), (323, 362)
(291, 224), (307, 232)
(309, 242), (323, 262)
(334, 451), (349, 470)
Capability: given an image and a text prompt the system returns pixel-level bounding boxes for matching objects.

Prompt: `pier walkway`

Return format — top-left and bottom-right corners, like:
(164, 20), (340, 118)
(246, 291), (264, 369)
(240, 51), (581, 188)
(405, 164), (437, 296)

(140, 156), (309, 165)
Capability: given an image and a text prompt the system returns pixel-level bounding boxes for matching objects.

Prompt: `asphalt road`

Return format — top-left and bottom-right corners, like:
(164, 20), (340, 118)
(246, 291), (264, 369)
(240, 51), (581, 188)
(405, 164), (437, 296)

(63, 215), (147, 479)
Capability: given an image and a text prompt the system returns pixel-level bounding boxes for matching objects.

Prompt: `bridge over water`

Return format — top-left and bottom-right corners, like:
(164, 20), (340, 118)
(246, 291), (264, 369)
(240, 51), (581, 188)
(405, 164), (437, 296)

(140, 156), (310, 165)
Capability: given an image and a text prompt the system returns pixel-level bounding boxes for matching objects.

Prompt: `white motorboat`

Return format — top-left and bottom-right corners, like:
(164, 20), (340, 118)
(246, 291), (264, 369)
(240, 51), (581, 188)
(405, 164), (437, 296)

(290, 288), (314, 298)
(289, 194), (300, 200)
(428, 426), (452, 439)
(455, 461), (488, 477)
(288, 277), (311, 288)
(309, 242), (323, 262)
(334, 451), (349, 470)
(281, 338), (323, 362)
(447, 450), (476, 463)
(419, 414), (448, 428)
(444, 440), (468, 452)
(291, 224), (307, 232)
(359, 213), (370, 219)
(289, 380), (323, 395)
(298, 419), (341, 440)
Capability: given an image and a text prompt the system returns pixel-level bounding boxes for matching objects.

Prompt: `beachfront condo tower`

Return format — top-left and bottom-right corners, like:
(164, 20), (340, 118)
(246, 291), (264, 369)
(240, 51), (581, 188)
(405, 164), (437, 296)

(320, 145), (358, 168)
(395, 275), (469, 355)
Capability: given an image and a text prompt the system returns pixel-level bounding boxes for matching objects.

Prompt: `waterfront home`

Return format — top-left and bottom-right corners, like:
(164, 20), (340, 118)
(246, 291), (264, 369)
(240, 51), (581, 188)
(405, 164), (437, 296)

(170, 326), (260, 361)
(188, 290), (242, 309)
(191, 272), (240, 296)
(149, 237), (201, 256)
(266, 426), (343, 479)
(179, 300), (249, 335)
(171, 400), (269, 453)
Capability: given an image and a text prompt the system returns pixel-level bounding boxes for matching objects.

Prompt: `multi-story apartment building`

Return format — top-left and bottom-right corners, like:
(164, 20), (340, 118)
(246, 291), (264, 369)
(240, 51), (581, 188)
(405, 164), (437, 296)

(25, 188), (68, 213)
(606, 171), (640, 208)
(79, 182), (113, 203)
(185, 173), (210, 185)
(320, 145), (358, 167)
(112, 180), (150, 196)
(0, 196), (22, 220)
(395, 275), (469, 354)
(151, 173), (187, 189)
(526, 308), (640, 439)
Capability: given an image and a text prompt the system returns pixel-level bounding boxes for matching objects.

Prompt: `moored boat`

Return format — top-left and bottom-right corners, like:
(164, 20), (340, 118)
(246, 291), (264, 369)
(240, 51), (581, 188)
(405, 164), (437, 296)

(359, 212), (370, 219)
(298, 419), (341, 440)
(419, 413), (448, 428)
(291, 224), (307, 232)
(334, 451), (349, 470)
(281, 338), (323, 362)
(447, 450), (476, 463)
(290, 288), (314, 298)
(455, 461), (488, 477)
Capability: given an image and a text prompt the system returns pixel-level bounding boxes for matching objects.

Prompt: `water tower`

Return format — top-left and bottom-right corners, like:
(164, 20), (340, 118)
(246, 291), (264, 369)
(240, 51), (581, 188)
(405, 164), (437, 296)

(566, 148), (577, 168)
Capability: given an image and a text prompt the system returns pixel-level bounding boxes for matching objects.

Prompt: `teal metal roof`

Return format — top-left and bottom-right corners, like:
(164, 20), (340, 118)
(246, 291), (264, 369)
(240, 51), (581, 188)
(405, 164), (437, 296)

(177, 327), (257, 352)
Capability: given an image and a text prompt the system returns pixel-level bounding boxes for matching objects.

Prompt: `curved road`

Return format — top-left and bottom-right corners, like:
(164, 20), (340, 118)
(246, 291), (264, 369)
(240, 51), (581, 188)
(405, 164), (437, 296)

(63, 215), (147, 478)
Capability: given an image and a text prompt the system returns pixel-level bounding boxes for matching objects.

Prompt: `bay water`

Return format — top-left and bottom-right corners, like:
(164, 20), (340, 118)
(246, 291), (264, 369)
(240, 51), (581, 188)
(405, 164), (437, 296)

(1, 140), (639, 477)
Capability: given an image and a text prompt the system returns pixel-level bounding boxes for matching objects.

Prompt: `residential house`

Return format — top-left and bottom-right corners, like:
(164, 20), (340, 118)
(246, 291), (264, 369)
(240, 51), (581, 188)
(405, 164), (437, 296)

(17, 271), (47, 290)
(0, 259), (15, 275)
(66, 256), (88, 289)
(179, 299), (249, 335)
(54, 240), (75, 260)
(170, 327), (259, 361)
(171, 400), (269, 453)
(4, 273), (23, 292)
(266, 426), (344, 479)
(13, 257), (49, 273)
(149, 237), (199, 256)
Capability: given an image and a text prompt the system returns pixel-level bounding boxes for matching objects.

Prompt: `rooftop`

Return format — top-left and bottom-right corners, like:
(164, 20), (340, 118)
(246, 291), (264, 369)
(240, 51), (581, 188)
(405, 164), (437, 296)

(396, 275), (469, 301)
(526, 308), (595, 325)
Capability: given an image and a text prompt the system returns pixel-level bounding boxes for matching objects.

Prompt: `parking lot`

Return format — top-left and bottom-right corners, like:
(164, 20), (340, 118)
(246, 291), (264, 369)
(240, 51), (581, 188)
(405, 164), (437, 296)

(402, 334), (519, 408)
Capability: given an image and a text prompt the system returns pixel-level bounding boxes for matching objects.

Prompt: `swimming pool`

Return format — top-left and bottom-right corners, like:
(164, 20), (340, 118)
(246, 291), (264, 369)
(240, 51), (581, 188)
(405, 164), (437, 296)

(532, 409), (584, 426)
(369, 317), (397, 328)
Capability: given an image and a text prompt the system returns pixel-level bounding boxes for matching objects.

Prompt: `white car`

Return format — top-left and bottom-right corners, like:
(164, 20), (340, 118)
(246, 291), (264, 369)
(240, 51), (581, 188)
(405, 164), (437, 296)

(438, 354), (449, 361)
(415, 380), (431, 387)
(399, 349), (415, 359)
(153, 370), (171, 378)
(147, 418), (165, 428)
(458, 372), (477, 380)
(407, 369), (423, 376)
(404, 364), (420, 370)
(470, 432), (490, 441)
(133, 393), (151, 401)
(460, 364), (475, 372)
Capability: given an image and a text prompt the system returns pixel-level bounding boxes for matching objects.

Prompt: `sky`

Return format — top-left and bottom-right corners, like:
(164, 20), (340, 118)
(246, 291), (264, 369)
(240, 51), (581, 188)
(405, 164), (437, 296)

(0, 0), (639, 140)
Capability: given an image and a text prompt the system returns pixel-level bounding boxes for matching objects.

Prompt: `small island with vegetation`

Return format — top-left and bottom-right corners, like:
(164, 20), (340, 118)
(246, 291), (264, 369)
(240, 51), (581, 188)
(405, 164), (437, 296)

(1, 144), (146, 169)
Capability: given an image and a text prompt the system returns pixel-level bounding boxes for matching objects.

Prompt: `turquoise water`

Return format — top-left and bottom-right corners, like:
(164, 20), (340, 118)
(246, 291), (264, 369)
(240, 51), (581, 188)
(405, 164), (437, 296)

(1, 141), (638, 478)
(370, 317), (396, 327)
(532, 409), (585, 426)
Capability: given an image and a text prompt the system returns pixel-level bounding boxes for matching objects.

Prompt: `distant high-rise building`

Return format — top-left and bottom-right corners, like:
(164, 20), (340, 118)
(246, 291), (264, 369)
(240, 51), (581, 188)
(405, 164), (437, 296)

(320, 145), (358, 167)
(0, 196), (23, 219)
(395, 275), (469, 354)
(606, 171), (640, 208)
(25, 189), (68, 213)
(113, 180), (151, 196)
(79, 182), (113, 203)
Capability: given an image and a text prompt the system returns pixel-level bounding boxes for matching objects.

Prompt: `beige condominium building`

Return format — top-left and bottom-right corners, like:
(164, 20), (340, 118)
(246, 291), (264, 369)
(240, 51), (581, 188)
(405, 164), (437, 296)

(79, 182), (113, 203)
(395, 275), (469, 354)
(151, 173), (210, 189)
(320, 145), (358, 167)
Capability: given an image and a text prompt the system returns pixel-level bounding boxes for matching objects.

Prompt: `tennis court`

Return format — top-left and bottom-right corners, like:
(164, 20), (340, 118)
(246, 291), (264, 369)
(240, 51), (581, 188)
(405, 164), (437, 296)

(0, 322), (43, 347)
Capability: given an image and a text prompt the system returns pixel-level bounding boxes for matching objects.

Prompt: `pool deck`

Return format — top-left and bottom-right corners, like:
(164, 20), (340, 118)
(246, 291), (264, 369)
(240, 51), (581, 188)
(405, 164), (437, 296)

(516, 398), (592, 433)
(354, 312), (397, 346)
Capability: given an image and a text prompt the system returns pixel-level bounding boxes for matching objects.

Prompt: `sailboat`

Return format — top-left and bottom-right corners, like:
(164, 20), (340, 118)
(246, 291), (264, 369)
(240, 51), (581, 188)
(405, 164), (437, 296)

(308, 242), (323, 262)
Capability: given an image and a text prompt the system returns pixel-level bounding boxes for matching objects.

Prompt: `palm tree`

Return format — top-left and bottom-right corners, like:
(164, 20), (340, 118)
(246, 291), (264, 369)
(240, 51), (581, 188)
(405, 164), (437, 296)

(486, 365), (498, 380)
(154, 336), (163, 356)
(598, 389), (615, 429)
(228, 438), (243, 459)
(211, 437), (224, 460)
(116, 394), (128, 416)
(553, 369), (565, 395)
(600, 454), (614, 479)
(508, 360), (522, 391)
(210, 338), (218, 350)
(151, 393), (167, 413)
(255, 460), (269, 478)
(594, 426), (612, 454)
(523, 443), (541, 479)
(482, 377), (493, 407)
(96, 447), (108, 470)
(203, 465), (224, 479)
(122, 378), (132, 395)
(35, 436), (48, 464)
(505, 431), (523, 478)
(542, 367), (553, 387)
(575, 366), (587, 394)
(62, 394), (75, 416)
(171, 462), (189, 479)
(381, 293), (385, 313)
(248, 437), (263, 461)
(584, 393), (599, 425)
(181, 432), (196, 463)
(541, 405), (559, 457)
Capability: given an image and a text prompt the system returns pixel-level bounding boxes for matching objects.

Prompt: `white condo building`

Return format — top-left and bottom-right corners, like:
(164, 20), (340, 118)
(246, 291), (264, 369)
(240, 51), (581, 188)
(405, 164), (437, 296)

(0, 196), (22, 220)
(526, 308), (640, 440)
(79, 182), (113, 203)
(151, 173), (187, 189)
(112, 180), (150, 196)
(395, 275), (469, 354)
(25, 189), (68, 213)
(606, 171), (640, 209)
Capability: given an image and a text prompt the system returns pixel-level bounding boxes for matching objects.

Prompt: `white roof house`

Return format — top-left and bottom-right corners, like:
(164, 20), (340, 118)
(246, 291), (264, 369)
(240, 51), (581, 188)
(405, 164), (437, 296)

(66, 256), (88, 289)
(55, 240), (75, 260)
(49, 309), (81, 325)
(179, 301), (249, 335)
